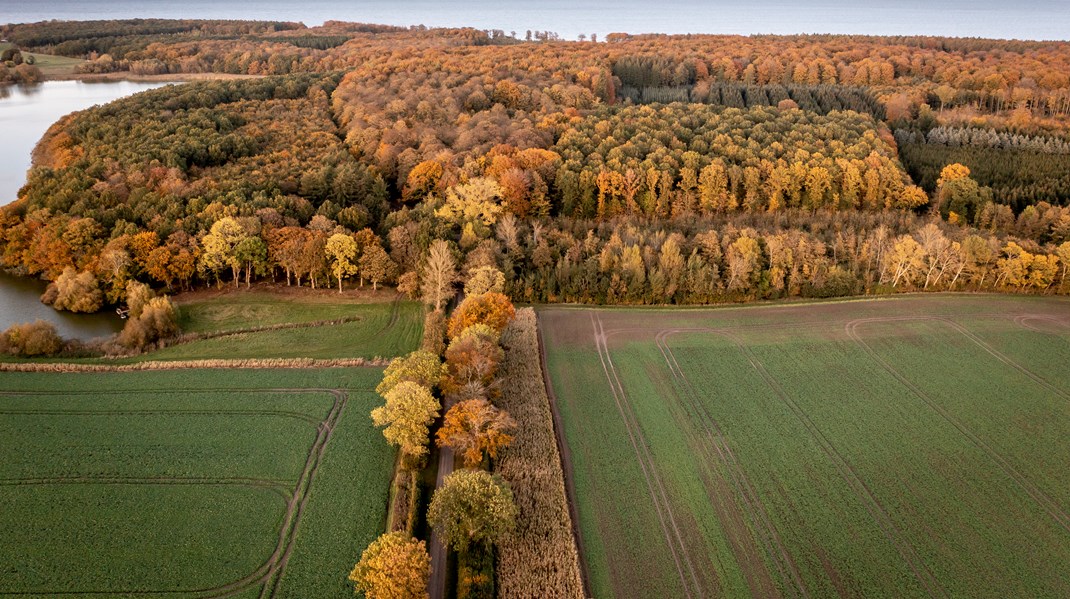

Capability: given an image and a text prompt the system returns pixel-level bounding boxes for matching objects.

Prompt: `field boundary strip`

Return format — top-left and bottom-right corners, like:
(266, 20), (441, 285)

(654, 326), (946, 598)
(654, 329), (807, 599)
(0, 358), (388, 372)
(590, 313), (707, 599)
(846, 316), (1070, 535)
(535, 314), (594, 598)
(0, 408), (324, 425)
(0, 389), (350, 598)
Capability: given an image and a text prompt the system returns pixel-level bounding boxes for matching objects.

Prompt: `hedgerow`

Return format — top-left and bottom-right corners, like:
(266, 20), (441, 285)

(493, 309), (584, 598)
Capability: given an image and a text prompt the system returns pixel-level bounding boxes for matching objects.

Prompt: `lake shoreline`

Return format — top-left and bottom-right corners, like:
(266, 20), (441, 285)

(44, 71), (264, 84)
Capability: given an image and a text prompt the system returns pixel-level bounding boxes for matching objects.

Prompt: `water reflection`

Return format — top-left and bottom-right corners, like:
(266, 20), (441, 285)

(0, 80), (173, 340)
(0, 270), (121, 341)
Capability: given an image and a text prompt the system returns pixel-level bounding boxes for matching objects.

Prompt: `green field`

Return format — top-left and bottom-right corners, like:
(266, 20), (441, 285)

(541, 295), (1070, 598)
(0, 368), (394, 598)
(0, 291), (423, 364)
(146, 291), (424, 361)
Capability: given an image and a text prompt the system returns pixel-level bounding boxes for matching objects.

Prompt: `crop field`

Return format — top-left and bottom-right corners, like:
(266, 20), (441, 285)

(540, 294), (1070, 599)
(0, 368), (394, 598)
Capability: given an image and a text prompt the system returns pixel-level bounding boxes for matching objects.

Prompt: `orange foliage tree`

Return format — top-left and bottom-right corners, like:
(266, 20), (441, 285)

(447, 292), (516, 338)
(437, 398), (517, 467)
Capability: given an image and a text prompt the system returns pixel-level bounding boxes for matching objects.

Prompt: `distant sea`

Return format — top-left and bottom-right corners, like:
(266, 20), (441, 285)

(1, 0), (1068, 41)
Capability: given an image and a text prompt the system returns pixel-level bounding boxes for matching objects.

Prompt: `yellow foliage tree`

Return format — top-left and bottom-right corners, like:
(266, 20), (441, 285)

(371, 381), (440, 458)
(349, 532), (430, 599)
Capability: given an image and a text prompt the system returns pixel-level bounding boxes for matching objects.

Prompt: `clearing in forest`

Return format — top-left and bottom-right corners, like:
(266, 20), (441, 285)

(0, 368), (394, 599)
(540, 294), (1070, 598)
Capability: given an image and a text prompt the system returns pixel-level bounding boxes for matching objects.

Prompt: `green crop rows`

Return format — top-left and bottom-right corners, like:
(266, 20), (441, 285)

(0, 368), (394, 598)
(541, 295), (1070, 598)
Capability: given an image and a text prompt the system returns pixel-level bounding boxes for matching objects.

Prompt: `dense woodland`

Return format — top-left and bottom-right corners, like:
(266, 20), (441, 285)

(2, 20), (1070, 310)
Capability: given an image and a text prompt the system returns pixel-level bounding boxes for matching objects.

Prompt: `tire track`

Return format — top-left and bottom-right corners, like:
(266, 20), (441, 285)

(846, 317), (1070, 536)
(651, 326), (943, 597)
(0, 389), (349, 599)
(261, 390), (348, 599)
(655, 329), (806, 599)
(590, 313), (705, 599)
(1014, 314), (1070, 335)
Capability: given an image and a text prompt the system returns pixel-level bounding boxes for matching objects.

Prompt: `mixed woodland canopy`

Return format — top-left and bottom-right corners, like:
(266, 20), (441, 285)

(2, 19), (1070, 305)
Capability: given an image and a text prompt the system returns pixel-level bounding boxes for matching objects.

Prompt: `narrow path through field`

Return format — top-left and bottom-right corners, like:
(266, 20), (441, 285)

(590, 313), (705, 599)
(428, 447), (454, 599)
(846, 317), (1070, 535)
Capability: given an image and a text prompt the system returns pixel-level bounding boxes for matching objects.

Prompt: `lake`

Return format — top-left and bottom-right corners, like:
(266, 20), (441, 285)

(0, 80), (171, 339)
(2, 0), (1069, 41)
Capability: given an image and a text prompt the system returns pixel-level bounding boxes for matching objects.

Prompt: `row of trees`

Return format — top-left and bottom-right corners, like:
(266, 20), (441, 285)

(355, 252), (523, 598)
(383, 204), (1070, 307)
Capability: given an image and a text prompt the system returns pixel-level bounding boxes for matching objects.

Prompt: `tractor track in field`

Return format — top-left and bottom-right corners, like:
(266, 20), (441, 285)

(846, 316), (1070, 536)
(652, 326), (944, 598)
(0, 389), (349, 599)
(375, 296), (402, 335)
(590, 314), (706, 599)
(0, 408), (323, 425)
(655, 329), (807, 599)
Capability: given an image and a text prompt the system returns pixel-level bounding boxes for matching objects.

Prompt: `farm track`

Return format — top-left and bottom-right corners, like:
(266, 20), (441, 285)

(657, 326), (944, 598)
(654, 330), (805, 599)
(0, 389), (351, 599)
(590, 314), (707, 599)
(845, 316), (1070, 535)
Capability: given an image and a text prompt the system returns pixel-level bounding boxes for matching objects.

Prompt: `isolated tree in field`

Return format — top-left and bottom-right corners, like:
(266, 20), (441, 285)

(377, 350), (443, 396)
(437, 399), (517, 467)
(359, 244), (397, 291)
(40, 267), (103, 313)
(324, 233), (358, 293)
(421, 240), (456, 311)
(427, 469), (517, 552)
(447, 292), (515, 338)
(371, 381), (440, 458)
(349, 532), (430, 599)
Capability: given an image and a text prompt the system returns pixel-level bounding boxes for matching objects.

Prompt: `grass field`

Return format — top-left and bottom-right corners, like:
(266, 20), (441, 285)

(0, 290), (423, 364)
(146, 290), (424, 361)
(540, 294), (1070, 598)
(0, 368), (394, 598)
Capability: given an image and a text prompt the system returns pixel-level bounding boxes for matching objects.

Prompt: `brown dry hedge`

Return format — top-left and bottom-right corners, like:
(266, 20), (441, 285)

(493, 309), (584, 598)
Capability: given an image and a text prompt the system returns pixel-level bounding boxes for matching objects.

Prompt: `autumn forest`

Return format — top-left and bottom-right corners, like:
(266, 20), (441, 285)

(3, 19), (1070, 318)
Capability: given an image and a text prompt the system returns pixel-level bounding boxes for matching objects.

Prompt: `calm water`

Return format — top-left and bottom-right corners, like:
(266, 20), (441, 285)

(0, 80), (169, 339)
(2, 0), (1068, 40)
